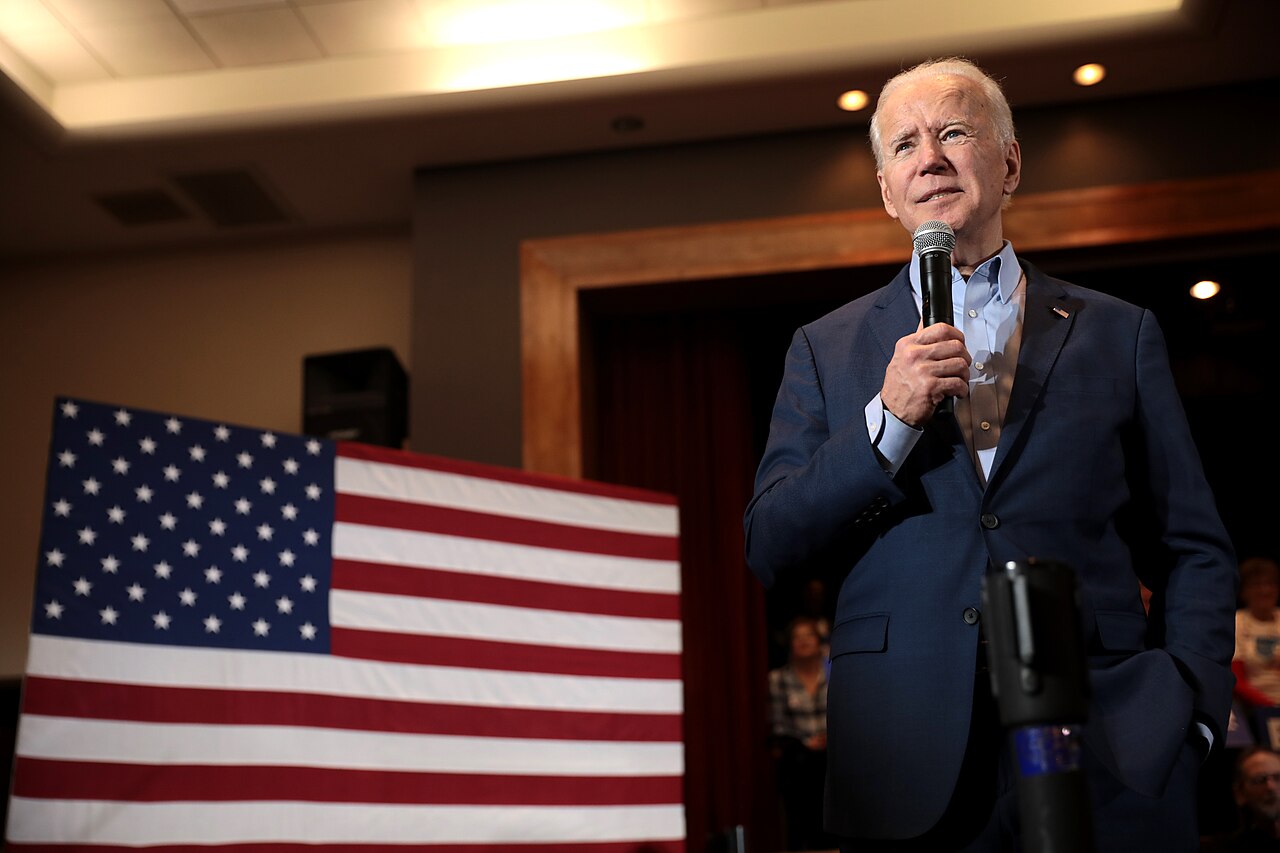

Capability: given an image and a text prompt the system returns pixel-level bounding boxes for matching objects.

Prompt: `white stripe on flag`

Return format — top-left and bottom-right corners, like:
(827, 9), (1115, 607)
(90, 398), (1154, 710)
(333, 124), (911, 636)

(334, 522), (680, 593)
(26, 636), (684, 713)
(17, 715), (684, 775)
(337, 457), (680, 537)
(332, 589), (683, 653)
(7, 798), (687, 845)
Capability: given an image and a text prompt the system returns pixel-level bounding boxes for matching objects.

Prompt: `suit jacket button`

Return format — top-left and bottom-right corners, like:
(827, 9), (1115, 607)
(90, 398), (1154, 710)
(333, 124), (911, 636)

(962, 607), (980, 625)
(980, 513), (1000, 529)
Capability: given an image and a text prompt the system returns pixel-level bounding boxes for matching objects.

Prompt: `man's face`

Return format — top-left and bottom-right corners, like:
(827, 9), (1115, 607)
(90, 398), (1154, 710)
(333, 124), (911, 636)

(875, 74), (1021, 257)
(1237, 752), (1280, 821)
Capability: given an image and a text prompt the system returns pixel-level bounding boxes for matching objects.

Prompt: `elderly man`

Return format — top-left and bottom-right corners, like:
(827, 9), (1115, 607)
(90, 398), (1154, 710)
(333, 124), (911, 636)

(744, 57), (1236, 850)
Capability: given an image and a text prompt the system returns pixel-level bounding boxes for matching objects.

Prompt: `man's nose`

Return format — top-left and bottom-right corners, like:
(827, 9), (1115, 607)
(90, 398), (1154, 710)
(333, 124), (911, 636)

(916, 137), (949, 174)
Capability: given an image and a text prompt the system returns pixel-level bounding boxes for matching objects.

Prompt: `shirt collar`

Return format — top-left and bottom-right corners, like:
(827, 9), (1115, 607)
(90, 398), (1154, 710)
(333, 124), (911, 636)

(909, 240), (1020, 303)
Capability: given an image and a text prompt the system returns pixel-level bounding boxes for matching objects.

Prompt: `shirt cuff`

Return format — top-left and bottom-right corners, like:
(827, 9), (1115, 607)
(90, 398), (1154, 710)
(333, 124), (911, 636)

(865, 393), (923, 477)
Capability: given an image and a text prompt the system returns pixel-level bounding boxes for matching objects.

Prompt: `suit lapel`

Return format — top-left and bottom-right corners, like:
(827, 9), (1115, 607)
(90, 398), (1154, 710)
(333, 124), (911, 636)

(986, 262), (1076, 491)
(869, 267), (919, 362)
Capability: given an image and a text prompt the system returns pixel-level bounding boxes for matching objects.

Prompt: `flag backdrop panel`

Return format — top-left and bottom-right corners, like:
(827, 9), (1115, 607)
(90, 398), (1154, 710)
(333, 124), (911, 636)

(7, 398), (684, 851)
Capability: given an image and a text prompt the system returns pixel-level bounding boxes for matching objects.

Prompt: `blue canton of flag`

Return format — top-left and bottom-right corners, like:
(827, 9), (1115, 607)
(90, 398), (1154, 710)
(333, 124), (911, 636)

(33, 398), (335, 653)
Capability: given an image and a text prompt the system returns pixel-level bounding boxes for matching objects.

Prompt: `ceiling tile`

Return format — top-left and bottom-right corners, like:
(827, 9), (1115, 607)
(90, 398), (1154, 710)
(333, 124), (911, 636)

(44, 0), (177, 26)
(78, 19), (216, 76)
(172, 0), (289, 14)
(1, 25), (110, 82)
(0, 0), (66, 34)
(414, 0), (650, 46)
(187, 7), (324, 66)
(297, 0), (430, 56)
(646, 0), (762, 24)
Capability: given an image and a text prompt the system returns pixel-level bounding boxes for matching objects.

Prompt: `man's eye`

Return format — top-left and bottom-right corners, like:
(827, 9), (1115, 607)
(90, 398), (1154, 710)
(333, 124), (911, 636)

(893, 141), (913, 154)
(942, 128), (967, 141)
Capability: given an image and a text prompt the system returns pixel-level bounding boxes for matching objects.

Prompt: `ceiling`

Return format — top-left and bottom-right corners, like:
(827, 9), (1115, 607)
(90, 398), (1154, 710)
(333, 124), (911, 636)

(1, 0), (1277, 260)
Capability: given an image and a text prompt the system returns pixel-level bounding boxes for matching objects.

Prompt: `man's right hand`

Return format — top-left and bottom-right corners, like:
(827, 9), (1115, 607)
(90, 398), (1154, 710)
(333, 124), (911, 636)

(881, 322), (971, 427)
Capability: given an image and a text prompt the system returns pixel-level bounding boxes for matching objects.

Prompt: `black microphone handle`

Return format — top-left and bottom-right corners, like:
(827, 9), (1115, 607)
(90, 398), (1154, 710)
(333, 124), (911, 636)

(919, 250), (954, 414)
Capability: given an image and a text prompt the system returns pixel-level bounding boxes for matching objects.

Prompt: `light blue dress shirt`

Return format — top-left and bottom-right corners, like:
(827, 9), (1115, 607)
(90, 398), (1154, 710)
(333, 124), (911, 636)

(865, 241), (1023, 479)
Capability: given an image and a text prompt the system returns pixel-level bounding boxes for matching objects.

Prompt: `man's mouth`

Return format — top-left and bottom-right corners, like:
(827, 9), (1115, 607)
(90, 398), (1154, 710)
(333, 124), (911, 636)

(920, 189), (959, 203)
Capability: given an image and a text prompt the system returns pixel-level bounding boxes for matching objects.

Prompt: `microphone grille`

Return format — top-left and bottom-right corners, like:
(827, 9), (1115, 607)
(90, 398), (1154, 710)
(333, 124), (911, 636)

(912, 220), (956, 256)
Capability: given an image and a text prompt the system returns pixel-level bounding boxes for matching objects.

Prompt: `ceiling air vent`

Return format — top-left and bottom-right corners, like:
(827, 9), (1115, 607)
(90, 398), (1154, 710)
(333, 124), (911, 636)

(170, 169), (291, 228)
(93, 189), (190, 227)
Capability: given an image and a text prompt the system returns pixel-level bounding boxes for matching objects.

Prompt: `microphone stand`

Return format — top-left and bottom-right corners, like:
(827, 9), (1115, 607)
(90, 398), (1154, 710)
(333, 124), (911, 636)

(982, 558), (1095, 853)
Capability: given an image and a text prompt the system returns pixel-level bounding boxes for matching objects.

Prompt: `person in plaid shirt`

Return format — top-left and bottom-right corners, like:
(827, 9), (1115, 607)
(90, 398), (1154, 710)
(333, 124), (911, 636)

(770, 616), (831, 849)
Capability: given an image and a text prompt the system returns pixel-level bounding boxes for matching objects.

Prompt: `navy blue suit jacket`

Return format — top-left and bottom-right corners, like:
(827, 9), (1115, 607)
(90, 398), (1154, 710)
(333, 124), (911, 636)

(744, 259), (1236, 839)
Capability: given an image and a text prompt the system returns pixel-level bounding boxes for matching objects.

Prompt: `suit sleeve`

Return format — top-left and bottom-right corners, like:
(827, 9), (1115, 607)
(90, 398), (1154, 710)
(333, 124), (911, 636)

(1133, 309), (1238, 740)
(743, 326), (904, 588)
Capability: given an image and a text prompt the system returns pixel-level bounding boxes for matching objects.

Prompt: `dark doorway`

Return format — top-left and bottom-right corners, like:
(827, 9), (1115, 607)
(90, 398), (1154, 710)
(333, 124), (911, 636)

(581, 236), (1273, 850)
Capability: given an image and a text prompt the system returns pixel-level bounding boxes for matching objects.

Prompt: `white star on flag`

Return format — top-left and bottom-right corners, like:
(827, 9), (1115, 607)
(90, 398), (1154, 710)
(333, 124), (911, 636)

(58, 450), (76, 467)
(114, 409), (131, 425)
(228, 592), (246, 610)
(126, 583), (146, 601)
(60, 401), (79, 417)
(101, 556), (120, 573)
(153, 611), (172, 629)
(165, 418), (182, 434)
(44, 600), (64, 619)
(107, 506), (126, 524)
(252, 619), (270, 636)
(203, 614), (222, 633)
(73, 577), (92, 596)
(99, 606), (119, 624)
(83, 478), (101, 495)
(87, 429), (105, 446)
(139, 437), (157, 454)
(253, 571), (271, 588)
(112, 457), (130, 474)
(153, 562), (172, 579)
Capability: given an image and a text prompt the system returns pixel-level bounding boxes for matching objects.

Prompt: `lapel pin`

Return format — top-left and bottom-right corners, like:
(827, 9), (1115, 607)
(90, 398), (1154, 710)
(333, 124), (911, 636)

(1050, 305), (1070, 319)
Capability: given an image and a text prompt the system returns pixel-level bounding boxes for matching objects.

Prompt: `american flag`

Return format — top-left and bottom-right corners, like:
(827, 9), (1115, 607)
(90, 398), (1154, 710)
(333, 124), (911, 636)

(7, 398), (685, 850)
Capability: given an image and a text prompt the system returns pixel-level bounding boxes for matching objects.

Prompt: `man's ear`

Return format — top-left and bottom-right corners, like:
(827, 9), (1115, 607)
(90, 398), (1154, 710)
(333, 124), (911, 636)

(1003, 140), (1022, 196)
(877, 172), (899, 220)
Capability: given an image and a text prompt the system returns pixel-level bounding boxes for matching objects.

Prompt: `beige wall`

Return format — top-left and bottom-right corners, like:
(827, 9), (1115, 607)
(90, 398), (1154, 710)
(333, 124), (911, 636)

(0, 230), (412, 677)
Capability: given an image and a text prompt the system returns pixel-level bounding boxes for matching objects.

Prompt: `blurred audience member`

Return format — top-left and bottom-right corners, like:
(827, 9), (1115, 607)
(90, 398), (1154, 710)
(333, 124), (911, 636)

(769, 616), (832, 851)
(1215, 746), (1280, 851)
(1235, 559), (1280, 718)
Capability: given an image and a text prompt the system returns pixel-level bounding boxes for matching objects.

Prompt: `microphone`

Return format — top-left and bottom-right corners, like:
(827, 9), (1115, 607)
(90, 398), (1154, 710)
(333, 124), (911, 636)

(912, 220), (956, 414)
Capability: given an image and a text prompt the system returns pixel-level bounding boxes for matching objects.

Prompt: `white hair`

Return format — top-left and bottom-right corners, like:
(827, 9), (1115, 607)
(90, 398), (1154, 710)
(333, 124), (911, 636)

(869, 57), (1016, 172)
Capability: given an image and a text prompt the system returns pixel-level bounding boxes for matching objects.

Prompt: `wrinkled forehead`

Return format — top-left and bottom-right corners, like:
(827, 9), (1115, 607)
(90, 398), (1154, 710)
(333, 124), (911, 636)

(880, 74), (990, 131)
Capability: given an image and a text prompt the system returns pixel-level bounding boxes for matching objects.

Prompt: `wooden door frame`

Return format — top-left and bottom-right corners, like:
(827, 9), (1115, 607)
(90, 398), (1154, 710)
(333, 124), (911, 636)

(521, 169), (1280, 478)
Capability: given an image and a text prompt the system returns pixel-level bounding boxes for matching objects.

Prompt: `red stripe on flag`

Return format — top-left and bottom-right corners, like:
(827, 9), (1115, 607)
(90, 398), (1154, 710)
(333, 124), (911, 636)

(20, 677), (684, 742)
(332, 628), (682, 680)
(335, 493), (678, 561)
(336, 441), (678, 507)
(7, 844), (686, 853)
(332, 559), (680, 620)
(13, 757), (683, 806)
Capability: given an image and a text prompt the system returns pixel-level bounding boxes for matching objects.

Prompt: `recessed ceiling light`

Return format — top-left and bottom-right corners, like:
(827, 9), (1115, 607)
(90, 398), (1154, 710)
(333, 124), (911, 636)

(1190, 280), (1221, 300)
(837, 90), (869, 112)
(1073, 63), (1106, 87)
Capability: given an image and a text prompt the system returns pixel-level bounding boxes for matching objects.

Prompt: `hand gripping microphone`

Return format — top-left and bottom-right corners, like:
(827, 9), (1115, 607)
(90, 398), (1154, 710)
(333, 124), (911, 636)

(912, 220), (956, 413)
(982, 558), (1095, 853)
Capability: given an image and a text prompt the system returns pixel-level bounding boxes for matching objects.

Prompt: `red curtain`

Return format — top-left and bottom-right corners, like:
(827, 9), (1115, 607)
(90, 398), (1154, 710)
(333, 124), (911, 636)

(587, 307), (781, 852)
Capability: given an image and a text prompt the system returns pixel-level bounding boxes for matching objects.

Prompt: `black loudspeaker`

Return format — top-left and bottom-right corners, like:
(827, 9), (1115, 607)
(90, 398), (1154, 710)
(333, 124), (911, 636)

(304, 347), (407, 448)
